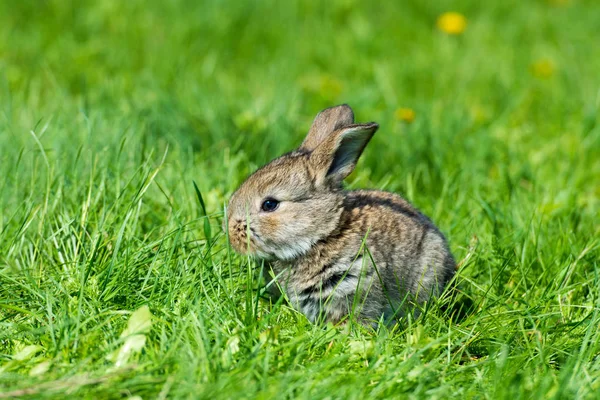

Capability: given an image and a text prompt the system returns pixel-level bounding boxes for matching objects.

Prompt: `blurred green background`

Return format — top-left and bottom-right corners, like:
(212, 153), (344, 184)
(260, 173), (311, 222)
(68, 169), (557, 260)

(2, 0), (599, 208)
(1, 0), (599, 398)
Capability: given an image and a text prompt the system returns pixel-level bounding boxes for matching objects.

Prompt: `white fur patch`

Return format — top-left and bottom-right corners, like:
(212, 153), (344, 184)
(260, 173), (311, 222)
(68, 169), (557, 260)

(270, 238), (314, 261)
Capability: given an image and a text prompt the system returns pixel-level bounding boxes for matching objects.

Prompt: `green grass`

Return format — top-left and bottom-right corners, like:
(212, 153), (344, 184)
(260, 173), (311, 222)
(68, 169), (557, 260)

(1, 0), (599, 398)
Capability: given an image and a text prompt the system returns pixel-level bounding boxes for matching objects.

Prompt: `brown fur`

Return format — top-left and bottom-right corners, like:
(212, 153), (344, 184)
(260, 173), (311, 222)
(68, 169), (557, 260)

(226, 105), (455, 325)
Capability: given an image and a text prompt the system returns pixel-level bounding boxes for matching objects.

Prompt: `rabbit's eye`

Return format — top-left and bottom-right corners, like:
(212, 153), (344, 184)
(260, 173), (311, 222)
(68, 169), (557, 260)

(261, 198), (280, 212)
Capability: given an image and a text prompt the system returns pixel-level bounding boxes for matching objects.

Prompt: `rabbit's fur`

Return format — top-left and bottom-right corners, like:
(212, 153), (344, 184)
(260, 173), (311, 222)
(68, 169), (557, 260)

(226, 105), (455, 325)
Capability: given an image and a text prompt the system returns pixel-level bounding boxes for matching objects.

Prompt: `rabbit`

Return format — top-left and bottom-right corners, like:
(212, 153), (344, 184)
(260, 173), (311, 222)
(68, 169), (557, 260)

(225, 104), (455, 326)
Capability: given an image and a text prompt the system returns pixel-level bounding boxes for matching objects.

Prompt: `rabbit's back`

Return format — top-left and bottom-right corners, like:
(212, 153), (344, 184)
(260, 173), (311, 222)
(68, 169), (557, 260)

(270, 189), (455, 324)
(345, 190), (455, 302)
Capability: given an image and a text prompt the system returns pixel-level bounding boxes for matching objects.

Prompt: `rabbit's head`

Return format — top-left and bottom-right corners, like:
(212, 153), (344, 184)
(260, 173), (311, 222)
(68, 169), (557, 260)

(225, 105), (378, 260)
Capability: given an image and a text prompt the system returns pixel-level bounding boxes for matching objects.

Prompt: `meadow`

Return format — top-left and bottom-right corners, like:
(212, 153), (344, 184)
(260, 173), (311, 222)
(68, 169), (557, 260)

(1, 0), (599, 398)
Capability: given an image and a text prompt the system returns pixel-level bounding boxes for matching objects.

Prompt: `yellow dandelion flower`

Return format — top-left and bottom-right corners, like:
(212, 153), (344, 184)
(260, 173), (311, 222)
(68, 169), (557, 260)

(437, 12), (467, 35)
(531, 59), (555, 78)
(394, 107), (416, 123)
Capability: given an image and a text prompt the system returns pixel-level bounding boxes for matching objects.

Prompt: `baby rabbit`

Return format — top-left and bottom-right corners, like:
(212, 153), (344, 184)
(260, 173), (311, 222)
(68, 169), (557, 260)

(225, 105), (455, 325)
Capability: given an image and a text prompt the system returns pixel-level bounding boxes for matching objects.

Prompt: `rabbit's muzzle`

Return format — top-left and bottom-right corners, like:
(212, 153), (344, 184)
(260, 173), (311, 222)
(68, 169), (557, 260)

(227, 218), (251, 254)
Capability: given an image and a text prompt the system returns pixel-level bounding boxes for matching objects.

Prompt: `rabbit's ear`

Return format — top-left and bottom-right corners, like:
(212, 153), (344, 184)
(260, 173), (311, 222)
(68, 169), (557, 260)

(311, 122), (379, 185)
(300, 105), (355, 151)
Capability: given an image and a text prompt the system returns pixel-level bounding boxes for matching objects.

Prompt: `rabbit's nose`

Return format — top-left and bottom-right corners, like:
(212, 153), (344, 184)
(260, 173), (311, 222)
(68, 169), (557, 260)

(228, 218), (246, 235)
(227, 218), (249, 252)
